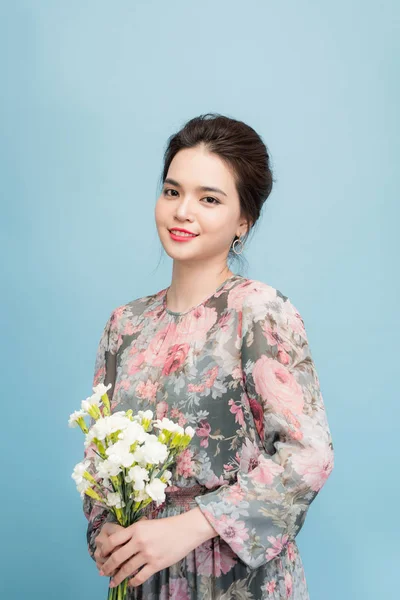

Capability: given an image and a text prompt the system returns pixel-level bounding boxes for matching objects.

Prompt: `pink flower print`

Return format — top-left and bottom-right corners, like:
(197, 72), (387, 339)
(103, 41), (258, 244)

(121, 319), (136, 336)
(223, 485), (246, 505)
(178, 413), (187, 427)
(195, 540), (214, 576)
(248, 454), (284, 485)
(162, 343), (190, 376)
(188, 367), (218, 395)
(281, 407), (303, 441)
(178, 305), (218, 343)
(93, 365), (105, 387)
(252, 355), (304, 416)
(204, 473), (226, 489)
(135, 379), (158, 404)
(103, 309), (123, 352)
(238, 438), (261, 474)
(228, 399), (245, 427)
(286, 302), (307, 339)
(156, 400), (169, 420)
(261, 320), (293, 352)
(170, 407), (188, 427)
(217, 311), (233, 332)
(196, 419), (211, 448)
(290, 440), (334, 492)
(115, 379), (130, 394)
(126, 347), (145, 375)
(287, 541), (296, 563)
(265, 579), (277, 595)
(227, 280), (276, 312)
(188, 382), (205, 393)
(285, 571), (293, 597)
(168, 577), (190, 600)
(176, 448), (195, 478)
(223, 463), (234, 471)
(277, 348), (290, 365)
(248, 397), (265, 441)
(195, 539), (237, 576)
(206, 512), (249, 554)
(232, 364), (242, 381)
(145, 323), (179, 366)
(261, 320), (282, 347)
(205, 365), (219, 389)
(265, 534), (289, 560)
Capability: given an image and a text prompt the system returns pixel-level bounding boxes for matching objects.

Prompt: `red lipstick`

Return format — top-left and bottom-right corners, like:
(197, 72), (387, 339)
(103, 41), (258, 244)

(168, 227), (199, 242)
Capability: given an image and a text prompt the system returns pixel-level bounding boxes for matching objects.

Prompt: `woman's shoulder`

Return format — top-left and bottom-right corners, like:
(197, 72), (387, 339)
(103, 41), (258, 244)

(236, 277), (305, 330)
(107, 286), (166, 325)
(235, 277), (291, 310)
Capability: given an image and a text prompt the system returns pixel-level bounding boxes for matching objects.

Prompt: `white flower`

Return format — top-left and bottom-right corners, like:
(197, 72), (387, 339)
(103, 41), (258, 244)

(84, 412), (131, 447)
(132, 409), (154, 422)
(106, 440), (135, 468)
(126, 465), (150, 490)
(71, 460), (91, 485)
(92, 383), (112, 396)
(96, 458), (122, 478)
(134, 489), (150, 502)
(162, 469), (172, 483)
(93, 413), (131, 440)
(118, 420), (149, 445)
(131, 436), (168, 466)
(153, 417), (184, 434)
(184, 426), (195, 438)
(81, 392), (102, 413)
(145, 478), (167, 504)
(68, 409), (86, 428)
(106, 491), (125, 509)
(76, 478), (91, 498)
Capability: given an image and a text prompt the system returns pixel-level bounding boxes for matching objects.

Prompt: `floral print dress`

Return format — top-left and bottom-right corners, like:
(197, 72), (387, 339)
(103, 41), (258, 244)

(83, 274), (334, 600)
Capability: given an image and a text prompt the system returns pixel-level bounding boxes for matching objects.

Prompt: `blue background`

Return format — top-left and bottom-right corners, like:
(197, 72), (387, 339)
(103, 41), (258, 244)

(2, 1), (398, 598)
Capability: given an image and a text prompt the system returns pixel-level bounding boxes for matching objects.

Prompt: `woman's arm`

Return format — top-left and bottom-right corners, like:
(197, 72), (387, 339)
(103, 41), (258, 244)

(83, 307), (120, 560)
(194, 285), (335, 569)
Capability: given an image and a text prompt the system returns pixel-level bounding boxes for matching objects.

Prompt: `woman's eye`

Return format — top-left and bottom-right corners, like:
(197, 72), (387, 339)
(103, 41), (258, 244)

(202, 196), (220, 205)
(163, 188), (178, 197)
(163, 189), (220, 205)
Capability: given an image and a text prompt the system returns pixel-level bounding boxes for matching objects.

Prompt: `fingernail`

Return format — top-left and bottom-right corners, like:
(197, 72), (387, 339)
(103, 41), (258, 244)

(99, 570), (104, 576)
(109, 581), (116, 588)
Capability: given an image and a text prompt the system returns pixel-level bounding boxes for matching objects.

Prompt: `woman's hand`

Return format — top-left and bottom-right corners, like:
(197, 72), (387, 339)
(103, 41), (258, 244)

(99, 508), (217, 588)
(94, 522), (126, 575)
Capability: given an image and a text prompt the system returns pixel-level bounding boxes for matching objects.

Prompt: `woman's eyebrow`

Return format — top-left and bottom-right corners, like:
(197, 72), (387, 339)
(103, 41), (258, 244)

(164, 177), (227, 197)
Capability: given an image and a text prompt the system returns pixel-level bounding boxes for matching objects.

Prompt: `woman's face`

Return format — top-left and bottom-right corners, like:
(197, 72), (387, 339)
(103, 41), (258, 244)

(155, 145), (248, 264)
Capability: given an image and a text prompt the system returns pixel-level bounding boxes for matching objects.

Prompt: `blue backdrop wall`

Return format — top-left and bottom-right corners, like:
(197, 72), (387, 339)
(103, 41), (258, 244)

(2, 1), (398, 599)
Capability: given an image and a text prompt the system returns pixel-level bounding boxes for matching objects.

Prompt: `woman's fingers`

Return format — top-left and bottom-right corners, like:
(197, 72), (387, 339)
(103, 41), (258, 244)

(128, 564), (155, 588)
(101, 526), (134, 557)
(110, 553), (147, 588)
(101, 539), (139, 577)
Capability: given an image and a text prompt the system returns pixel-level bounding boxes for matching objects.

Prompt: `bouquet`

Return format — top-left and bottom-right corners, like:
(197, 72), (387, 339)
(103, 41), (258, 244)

(69, 383), (195, 599)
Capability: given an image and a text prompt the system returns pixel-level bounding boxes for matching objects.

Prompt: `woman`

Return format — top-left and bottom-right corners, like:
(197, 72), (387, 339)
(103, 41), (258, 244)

(83, 113), (334, 599)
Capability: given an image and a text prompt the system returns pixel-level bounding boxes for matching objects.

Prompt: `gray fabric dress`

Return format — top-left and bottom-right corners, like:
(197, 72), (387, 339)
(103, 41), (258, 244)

(83, 274), (334, 599)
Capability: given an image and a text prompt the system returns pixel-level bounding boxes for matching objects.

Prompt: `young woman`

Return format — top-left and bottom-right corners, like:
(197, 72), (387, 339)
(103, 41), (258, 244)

(83, 113), (334, 599)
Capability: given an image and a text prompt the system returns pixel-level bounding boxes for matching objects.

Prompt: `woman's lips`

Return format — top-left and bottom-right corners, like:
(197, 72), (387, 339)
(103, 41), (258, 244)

(168, 230), (199, 242)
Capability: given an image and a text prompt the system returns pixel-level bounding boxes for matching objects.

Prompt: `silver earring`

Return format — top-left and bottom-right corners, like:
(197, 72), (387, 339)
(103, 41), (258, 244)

(232, 236), (244, 255)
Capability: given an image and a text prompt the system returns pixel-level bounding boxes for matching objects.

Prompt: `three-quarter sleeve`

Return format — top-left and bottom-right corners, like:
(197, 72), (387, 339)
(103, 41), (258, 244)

(195, 288), (334, 569)
(83, 308), (119, 561)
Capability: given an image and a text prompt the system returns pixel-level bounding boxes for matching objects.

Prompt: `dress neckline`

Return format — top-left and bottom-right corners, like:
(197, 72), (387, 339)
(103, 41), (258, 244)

(162, 274), (243, 317)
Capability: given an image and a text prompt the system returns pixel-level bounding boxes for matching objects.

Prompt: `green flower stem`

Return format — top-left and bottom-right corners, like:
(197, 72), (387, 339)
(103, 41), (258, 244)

(107, 578), (128, 600)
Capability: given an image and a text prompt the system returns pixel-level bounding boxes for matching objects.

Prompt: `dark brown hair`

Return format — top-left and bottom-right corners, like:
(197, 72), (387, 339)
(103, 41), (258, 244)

(158, 112), (275, 273)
